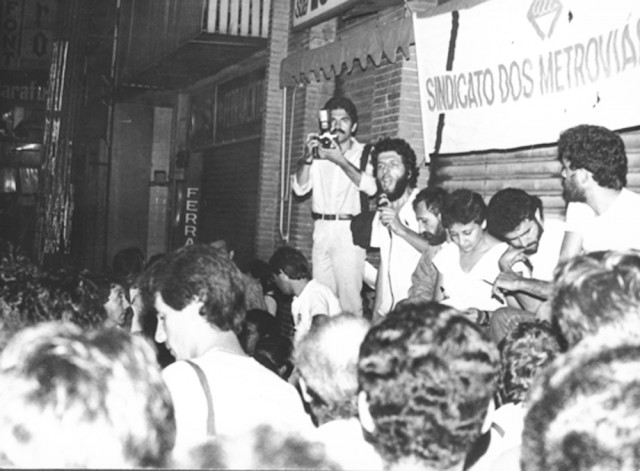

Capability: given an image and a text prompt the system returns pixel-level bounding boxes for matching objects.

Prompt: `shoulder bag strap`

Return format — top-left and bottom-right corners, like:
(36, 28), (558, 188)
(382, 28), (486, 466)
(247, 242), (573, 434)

(359, 143), (373, 214)
(185, 359), (216, 436)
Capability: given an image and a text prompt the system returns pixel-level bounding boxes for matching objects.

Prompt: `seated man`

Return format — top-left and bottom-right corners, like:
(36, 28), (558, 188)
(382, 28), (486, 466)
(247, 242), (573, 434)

(408, 186), (448, 302)
(521, 332), (640, 470)
(269, 246), (342, 344)
(357, 300), (499, 470)
(486, 188), (567, 340)
(559, 124), (640, 253)
(142, 243), (313, 456)
(294, 313), (383, 470)
(0, 322), (175, 468)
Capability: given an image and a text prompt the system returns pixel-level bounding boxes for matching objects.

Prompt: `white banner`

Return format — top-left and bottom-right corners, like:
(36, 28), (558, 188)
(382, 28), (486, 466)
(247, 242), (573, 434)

(414, 0), (640, 154)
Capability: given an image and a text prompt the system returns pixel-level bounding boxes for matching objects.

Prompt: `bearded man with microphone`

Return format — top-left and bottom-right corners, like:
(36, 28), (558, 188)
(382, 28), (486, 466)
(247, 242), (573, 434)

(369, 137), (428, 319)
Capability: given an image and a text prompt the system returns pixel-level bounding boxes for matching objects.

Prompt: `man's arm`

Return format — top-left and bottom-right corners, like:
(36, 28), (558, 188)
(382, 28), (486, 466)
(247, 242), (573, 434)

(408, 250), (438, 301)
(492, 246), (553, 312)
(292, 134), (318, 194)
(378, 206), (430, 253)
(316, 138), (377, 196)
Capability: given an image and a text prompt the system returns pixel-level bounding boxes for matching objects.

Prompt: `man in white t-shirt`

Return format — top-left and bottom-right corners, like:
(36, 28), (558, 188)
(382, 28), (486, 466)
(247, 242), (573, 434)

(144, 244), (313, 458)
(559, 124), (640, 253)
(269, 246), (342, 344)
(486, 188), (568, 341)
(370, 137), (429, 318)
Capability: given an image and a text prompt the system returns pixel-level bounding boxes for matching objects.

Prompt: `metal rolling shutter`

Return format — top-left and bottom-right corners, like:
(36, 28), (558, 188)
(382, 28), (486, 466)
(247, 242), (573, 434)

(429, 128), (640, 220)
(200, 138), (261, 270)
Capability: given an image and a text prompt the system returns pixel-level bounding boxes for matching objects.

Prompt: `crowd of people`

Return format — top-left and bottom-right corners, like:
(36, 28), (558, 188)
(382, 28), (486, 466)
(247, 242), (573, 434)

(1, 96), (640, 469)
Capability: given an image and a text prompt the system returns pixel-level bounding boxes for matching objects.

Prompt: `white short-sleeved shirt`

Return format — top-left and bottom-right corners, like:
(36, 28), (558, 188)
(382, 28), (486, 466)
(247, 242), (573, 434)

(528, 218), (567, 281)
(565, 190), (640, 252)
(433, 241), (508, 312)
(371, 189), (423, 315)
(291, 279), (342, 344)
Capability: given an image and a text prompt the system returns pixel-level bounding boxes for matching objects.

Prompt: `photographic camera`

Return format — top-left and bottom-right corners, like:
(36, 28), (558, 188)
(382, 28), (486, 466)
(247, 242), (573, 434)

(313, 110), (337, 156)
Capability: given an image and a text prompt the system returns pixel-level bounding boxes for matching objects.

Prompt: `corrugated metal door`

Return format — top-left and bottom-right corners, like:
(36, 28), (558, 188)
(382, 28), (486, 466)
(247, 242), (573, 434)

(199, 138), (261, 269)
(429, 128), (640, 219)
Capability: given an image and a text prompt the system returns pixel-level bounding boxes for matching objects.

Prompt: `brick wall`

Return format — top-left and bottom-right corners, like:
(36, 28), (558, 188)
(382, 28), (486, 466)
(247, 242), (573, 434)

(256, 5), (430, 263)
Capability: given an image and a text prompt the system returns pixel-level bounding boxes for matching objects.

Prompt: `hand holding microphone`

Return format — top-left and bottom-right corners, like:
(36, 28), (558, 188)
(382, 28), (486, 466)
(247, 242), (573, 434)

(378, 193), (395, 234)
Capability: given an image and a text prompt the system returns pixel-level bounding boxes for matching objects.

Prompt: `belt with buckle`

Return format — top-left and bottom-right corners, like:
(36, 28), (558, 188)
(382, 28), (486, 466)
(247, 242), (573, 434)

(311, 212), (355, 221)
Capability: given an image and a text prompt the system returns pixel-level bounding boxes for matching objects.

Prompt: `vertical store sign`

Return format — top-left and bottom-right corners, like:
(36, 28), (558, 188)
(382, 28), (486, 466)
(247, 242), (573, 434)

(183, 187), (199, 245)
(1, 0), (57, 69)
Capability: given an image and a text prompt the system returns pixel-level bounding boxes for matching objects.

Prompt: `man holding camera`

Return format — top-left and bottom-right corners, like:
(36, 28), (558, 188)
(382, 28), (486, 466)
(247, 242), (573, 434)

(293, 96), (377, 316)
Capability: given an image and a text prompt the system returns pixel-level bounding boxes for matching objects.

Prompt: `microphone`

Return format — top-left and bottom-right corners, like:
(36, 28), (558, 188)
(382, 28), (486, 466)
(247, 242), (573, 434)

(378, 193), (392, 234)
(378, 193), (390, 209)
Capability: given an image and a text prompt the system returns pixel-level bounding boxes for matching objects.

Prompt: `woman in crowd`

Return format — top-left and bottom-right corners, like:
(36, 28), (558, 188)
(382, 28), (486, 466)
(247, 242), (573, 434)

(433, 189), (517, 317)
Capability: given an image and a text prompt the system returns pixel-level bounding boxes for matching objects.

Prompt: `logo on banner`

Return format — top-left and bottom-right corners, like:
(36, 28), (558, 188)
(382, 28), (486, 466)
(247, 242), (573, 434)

(527, 0), (563, 40)
(295, 0), (309, 17)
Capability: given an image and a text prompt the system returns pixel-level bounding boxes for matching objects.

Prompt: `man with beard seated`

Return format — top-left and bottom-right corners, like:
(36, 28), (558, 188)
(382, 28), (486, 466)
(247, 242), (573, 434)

(407, 186), (448, 303)
(486, 188), (568, 341)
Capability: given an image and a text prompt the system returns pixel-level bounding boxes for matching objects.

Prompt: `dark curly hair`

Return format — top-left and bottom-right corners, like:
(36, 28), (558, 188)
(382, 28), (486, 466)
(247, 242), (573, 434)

(551, 250), (640, 348)
(140, 243), (247, 336)
(412, 186), (448, 216)
(441, 189), (487, 229)
(268, 246), (311, 281)
(558, 124), (627, 190)
(358, 301), (499, 468)
(323, 96), (358, 126)
(499, 321), (564, 405)
(371, 137), (419, 189)
(487, 188), (543, 237)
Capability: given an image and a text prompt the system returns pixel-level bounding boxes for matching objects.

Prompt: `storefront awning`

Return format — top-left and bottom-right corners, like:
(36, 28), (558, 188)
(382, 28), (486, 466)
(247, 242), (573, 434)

(280, 16), (414, 88)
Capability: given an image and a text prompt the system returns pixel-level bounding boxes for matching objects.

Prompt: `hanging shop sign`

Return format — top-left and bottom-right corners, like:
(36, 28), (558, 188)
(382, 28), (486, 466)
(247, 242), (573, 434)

(1, 0), (57, 69)
(214, 68), (264, 144)
(414, 0), (640, 155)
(0, 69), (47, 103)
(292, 0), (360, 30)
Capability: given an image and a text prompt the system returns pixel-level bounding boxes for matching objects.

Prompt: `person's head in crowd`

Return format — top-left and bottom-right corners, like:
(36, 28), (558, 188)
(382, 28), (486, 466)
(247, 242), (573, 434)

(551, 250), (640, 347)
(239, 309), (292, 379)
(487, 188), (545, 254)
(111, 246), (145, 282)
(141, 243), (247, 360)
(209, 237), (236, 260)
(558, 124), (627, 203)
(294, 313), (370, 426)
(371, 137), (419, 202)
(0, 263), (106, 349)
(521, 333), (640, 471)
(181, 425), (339, 469)
(26, 268), (107, 329)
(358, 301), (499, 470)
(499, 321), (565, 405)
(413, 186), (448, 246)
(247, 258), (276, 294)
(323, 95), (358, 145)
(441, 188), (488, 254)
(0, 322), (175, 468)
(90, 273), (132, 329)
(268, 246), (311, 297)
